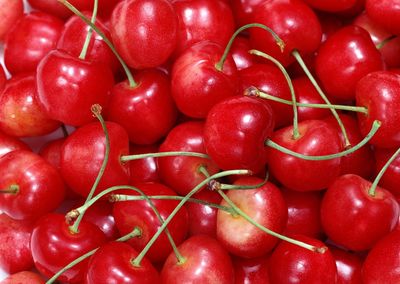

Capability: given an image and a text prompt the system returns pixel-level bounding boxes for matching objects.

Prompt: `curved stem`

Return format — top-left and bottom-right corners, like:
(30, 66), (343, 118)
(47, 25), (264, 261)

(291, 49), (351, 148)
(59, 0), (137, 88)
(131, 169), (252, 267)
(0, 184), (19, 194)
(265, 120), (381, 161)
(249, 49), (299, 139)
(369, 147), (400, 196)
(78, 0), (98, 59)
(45, 227), (142, 284)
(215, 23), (285, 72)
(120, 151), (209, 163)
(376, 35), (397, 50)
(217, 190), (325, 253)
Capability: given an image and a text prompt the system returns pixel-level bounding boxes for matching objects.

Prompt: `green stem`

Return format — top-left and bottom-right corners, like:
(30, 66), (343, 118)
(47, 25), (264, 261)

(215, 23), (285, 72)
(45, 227), (142, 284)
(0, 184), (19, 194)
(78, 0), (98, 59)
(131, 169), (252, 267)
(69, 105), (109, 234)
(376, 35), (397, 50)
(59, 0), (137, 88)
(291, 49), (351, 148)
(369, 147), (400, 196)
(249, 87), (368, 114)
(120, 151), (209, 163)
(265, 120), (381, 160)
(217, 190), (325, 253)
(249, 49), (299, 139)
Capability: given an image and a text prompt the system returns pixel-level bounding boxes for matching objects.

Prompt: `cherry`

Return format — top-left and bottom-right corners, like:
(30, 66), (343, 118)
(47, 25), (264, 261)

(0, 271), (45, 284)
(321, 174), (399, 251)
(0, 0), (23, 42)
(0, 214), (33, 274)
(129, 144), (160, 184)
(374, 147), (400, 197)
(171, 40), (239, 119)
(161, 234), (235, 283)
(266, 119), (342, 191)
(204, 95), (275, 173)
(3, 11), (64, 75)
(110, 0), (178, 69)
(329, 245), (364, 284)
(232, 255), (271, 284)
(158, 121), (220, 196)
(303, 0), (358, 12)
(217, 176), (288, 258)
(30, 213), (106, 283)
(0, 131), (30, 159)
(315, 25), (385, 102)
(85, 241), (160, 284)
(249, 0), (322, 66)
(365, 0), (400, 36)
(0, 150), (65, 221)
(0, 65), (5, 93)
(171, 0), (235, 57)
(230, 35), (258, 71)
(230, 0), (265, 27)
(268, 235), (337, 283)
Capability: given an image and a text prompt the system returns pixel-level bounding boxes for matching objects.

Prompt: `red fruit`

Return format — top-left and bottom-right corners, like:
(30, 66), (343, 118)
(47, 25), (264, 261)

(0, 65), (6, 92)
(233, 255), (271, 284)
(374, 147), (400, 197)
(110, 0), (178, 69)
(0, 271), (45, 284)
(129, 144), (160, 184)
(330, 246), (364, 284)
(230, 0), (265, 27)
(0, 0), (23, 42)
(230, 35), (258, 70)
(303, 0), (358, 12)
(366, 0), (400, 36)
(0, 131), (30, 159)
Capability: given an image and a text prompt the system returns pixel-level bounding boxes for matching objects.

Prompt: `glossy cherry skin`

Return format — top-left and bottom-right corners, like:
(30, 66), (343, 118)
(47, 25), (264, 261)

(0, 73), (60, 137)
(0, 131), (30, 159)
(217, 176), (288, 258)
(366, 0), (400, 35)
(230, 35), (258, 71)
(85, 241), (160, 284)
(30, 213), (106, 283)
(110, 0), (178, 69)
(266, 119), (342, 191)
(0, 271), (45, 284)
(0, 65), (5, 93)
(106, 69), (178, 145)
(61, 121), (130, 198)
(0, 150), (65, 221)
(204, 95), (275, 173)
(158, 121), (220, 196)
(356, 70), (400, 148)
(362, 229), (400, 283)
(268, 235), (337, 284)
(56, 13), (119, 73)
(249, 0), (322, 66)
(0, 214), (34, 274)
(0, 0), (23, 41)
(282, 187), (324, 239)
(239, 63), (292, 129)
(171, 40), (239, 119)
(129, 144), (160, 184)
(230, 0), (265, 27)
(161, 235), (235, 283)
(36, 49), (115, 127)
(171, 0), (235, 57)
(303, 0), (357, 12)
(329, 245), (364, 284)
(233, 255), (271, 284)
(4, 11), (63, 75)
(315, 25), (384, 102)
(374, 147), (400, 197)
(321, 174), (400, 251)
(113, 182), (189, 264)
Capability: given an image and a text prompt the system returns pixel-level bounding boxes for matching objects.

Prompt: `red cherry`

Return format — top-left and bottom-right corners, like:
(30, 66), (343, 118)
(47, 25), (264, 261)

(374, 147), (400, 197)
(0, 131), (30, 159)
(0, 65), (5, 92)
(230, 35), (258, 71)
(129, 144), (160, 184)
(303, 0), (358, 12)
(36, 49), (115, 126)
(230, 0), (265, 27)
(315, 25), (384, 102)
(321, 174), (400, 251)
(268, 235), (337, 283)
(266, 119), (342, 191)
(110, 0), (178, 69)
(85, 241), (160, 284)
(0, 73), (60, 137)
(232, 255), (271, 284)
(217, 176), (288, 258)
(204, 95), (275, 173)
(366, 0), (400, 36)
(0, 150), (65, 221)
(161, 235), (235, 283)
(30, 213), (106, 283)
(0, 0), (23, 42)
(329, 245), (364, 284)
(0, 271), (45, 284)
(4, 11), (63, 75)
(0, 214), (34, 274)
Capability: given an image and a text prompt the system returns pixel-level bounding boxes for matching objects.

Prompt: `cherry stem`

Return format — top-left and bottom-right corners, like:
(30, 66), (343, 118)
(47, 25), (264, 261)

(265, 120), (381, 160)
(369, 146), (400, 196)
(246, 87), (368, 114)
(215, 23), (285, 72)
(249, 49), (300, 139)
(376, 35), (397, 50)
(69, 104), (109, 234)
(78, 0), (98, 59)
(291, 49), (351, 148)
(59, 0), (138, 88)
(0, 184), (19, 194)
(45, 226), (142, 284)
(131, 169), (252, 267)
(120, 151), (209, 163)
(216, 188), (325, 253)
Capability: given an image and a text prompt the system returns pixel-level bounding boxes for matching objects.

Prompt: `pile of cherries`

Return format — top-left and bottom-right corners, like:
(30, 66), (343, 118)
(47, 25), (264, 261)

(1, 0), (400, 283)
